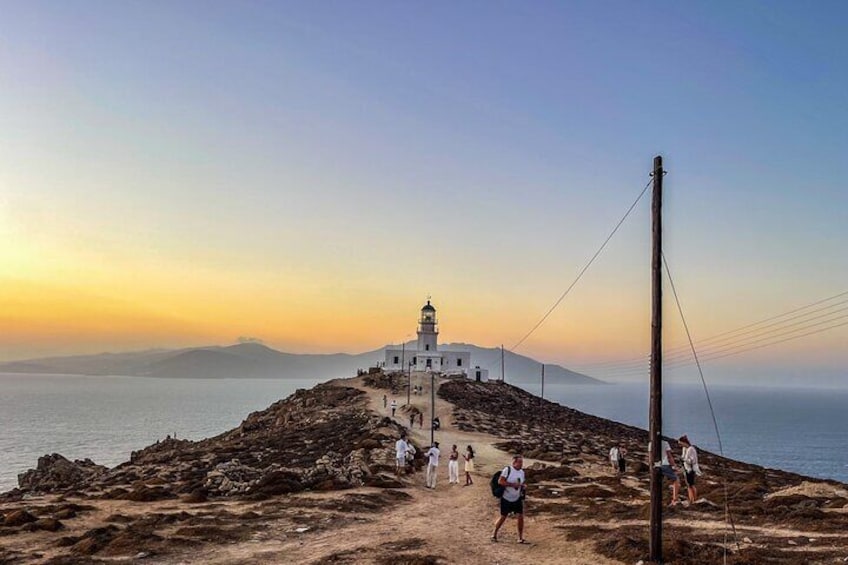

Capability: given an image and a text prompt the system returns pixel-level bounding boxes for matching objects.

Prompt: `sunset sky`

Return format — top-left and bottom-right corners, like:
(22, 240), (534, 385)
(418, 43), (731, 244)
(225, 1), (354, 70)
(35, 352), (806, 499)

(2, 1), (846, 384)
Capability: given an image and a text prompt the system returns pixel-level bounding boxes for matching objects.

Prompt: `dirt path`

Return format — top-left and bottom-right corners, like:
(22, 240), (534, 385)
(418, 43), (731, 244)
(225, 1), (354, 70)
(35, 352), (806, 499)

(170, 376), (619, 564)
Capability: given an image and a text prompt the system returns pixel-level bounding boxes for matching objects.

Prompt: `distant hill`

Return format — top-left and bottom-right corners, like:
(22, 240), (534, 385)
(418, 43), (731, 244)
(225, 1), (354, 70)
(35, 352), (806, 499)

(0, 342), (601, 384)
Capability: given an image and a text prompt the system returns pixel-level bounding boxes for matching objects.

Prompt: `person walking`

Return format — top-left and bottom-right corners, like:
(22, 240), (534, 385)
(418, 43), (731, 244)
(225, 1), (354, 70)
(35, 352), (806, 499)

(425, 442), (441, 489)
(491, 454), (527, 544)
(448, 445), (460, 484)
(382, 394), (387, 409)
(418, 412), (423, 428)
(395, 433), (411, 477)
(409, 412), (415, 429)
(678, 435), (702, 504)
(463, 445), (475, 485)
(390, 398), (397, 418)
(609, 445), (620, 473)
(617, 446), (627, 474)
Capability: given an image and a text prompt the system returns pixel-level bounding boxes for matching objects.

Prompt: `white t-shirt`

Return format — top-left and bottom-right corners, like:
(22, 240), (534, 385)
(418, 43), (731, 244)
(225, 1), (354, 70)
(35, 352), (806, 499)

(500, 465), (526, 503)
(426, 446), (440, 466)
(682, 445), (699, 473)
(609, 446), (620, 463)
(395, 439), (408, 460)
(648, 441), (673, 466)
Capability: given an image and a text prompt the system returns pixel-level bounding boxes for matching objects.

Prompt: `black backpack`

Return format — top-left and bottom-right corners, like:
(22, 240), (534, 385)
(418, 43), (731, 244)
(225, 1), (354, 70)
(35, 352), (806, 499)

(490, 466), (510, 498)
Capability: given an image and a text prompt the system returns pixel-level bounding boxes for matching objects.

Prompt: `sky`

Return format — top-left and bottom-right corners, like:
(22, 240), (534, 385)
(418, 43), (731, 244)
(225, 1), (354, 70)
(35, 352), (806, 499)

(1, 1), (846, 385)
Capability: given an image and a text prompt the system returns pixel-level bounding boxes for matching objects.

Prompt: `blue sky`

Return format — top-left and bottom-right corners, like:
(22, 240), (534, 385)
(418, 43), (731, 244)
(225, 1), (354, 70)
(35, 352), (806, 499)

(1, 1), (846, 384)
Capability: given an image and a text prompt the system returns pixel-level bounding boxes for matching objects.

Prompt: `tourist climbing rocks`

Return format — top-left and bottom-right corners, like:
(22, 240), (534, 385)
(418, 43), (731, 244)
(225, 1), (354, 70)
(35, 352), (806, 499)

(649, 439), (681, 506)
(491, 454), (527, 544)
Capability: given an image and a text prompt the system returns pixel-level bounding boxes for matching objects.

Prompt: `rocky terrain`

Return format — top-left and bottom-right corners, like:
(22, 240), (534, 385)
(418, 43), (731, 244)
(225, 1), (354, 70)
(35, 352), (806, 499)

(1, 373), (847, 564)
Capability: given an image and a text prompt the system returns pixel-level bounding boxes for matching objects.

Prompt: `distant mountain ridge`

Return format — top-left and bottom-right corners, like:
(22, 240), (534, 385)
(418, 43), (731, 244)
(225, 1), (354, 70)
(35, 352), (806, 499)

(0, 342), (602, 384)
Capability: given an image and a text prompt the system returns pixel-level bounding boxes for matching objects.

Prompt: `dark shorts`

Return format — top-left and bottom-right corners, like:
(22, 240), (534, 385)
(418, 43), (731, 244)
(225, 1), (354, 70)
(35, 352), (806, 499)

(660, 465), (678, 481)
(500, 497), (524, 516)
(684, 470), (696, 487)
(618, 458), (626, 473)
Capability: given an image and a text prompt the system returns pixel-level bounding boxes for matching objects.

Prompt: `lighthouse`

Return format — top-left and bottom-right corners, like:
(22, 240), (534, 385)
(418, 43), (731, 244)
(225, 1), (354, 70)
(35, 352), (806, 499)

(383, 299), (471, 375)
(416, 300), (441, 371)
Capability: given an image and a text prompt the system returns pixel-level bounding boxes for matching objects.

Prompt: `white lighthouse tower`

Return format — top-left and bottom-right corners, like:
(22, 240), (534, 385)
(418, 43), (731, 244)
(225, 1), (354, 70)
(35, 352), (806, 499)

(416, 300), (441, 372)
(383, 299), (471, 375)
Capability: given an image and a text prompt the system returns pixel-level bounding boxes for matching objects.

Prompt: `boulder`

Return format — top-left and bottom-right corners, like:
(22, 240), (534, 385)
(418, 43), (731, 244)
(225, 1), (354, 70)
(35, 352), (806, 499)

(18, 454), (106, 492)
(3, 509), (37, 527)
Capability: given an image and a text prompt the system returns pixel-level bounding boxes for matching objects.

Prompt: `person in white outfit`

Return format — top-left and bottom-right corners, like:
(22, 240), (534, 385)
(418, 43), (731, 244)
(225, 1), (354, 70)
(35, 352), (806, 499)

(395, 433), (411, 476)
(609, 445), (620, 473)
(448, 444), (460, 484)
(678, 435), (702, 504)
(425, 442), (441, 489)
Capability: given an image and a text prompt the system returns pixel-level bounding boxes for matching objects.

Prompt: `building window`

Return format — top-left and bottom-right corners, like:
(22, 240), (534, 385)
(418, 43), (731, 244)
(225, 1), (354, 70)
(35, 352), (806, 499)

(425, 344), (430, 351)
(426, 359), (432, 368)
(393, 356), (399, 364)
(457, 358), (462, 367)
(413, 357), (417, 365)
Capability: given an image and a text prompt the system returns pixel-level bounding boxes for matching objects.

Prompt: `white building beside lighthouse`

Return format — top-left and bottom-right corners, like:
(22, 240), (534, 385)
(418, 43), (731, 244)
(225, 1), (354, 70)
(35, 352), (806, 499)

(384, 300), (472, 375)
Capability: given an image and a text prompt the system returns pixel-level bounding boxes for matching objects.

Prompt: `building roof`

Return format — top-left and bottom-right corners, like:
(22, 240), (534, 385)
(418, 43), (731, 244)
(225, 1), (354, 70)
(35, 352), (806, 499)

(421, 300), (436, 312)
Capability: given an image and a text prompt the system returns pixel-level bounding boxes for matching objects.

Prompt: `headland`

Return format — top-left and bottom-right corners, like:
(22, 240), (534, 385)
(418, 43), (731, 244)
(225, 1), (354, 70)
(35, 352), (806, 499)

(2, 372), (846, 564)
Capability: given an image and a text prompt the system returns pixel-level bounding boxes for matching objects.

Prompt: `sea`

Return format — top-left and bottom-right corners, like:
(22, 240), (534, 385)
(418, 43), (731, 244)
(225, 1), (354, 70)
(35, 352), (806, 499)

(1, 373), (847, 493)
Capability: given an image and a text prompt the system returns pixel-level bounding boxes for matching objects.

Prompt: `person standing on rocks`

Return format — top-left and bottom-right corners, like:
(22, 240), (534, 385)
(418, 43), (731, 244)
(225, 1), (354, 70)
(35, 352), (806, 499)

(425, 441), (441, 489)
(390, 398), (397, 417)
(649, 439), (681, 506)
(448, 444), (460, 484)
(395, 433), (411, 477)
(383, 394), (387, 409)
(609, 445), (620, 473)
(492, 454), (527, 544)
(678, 435), (701, 504)
(463, 445), (475, 485)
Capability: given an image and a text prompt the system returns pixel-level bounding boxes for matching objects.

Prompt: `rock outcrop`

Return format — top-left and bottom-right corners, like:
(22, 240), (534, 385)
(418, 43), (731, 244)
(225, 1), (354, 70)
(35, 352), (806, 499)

(16, 384), (420, 501)
(17, 454), (107, 492)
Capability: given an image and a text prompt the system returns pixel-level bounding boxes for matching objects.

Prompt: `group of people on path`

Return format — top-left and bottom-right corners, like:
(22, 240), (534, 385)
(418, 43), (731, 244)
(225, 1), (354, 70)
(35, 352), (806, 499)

(647, 434), (702, 506)
(394, 435), (476, 487)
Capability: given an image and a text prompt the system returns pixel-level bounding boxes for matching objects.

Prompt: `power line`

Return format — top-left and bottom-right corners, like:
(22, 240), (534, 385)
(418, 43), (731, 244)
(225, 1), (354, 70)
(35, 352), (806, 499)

(506, 178), (654, 355)
(571, 289), (848, 375)
(662, 252), (739, 557)
(489, 178), (654, 378)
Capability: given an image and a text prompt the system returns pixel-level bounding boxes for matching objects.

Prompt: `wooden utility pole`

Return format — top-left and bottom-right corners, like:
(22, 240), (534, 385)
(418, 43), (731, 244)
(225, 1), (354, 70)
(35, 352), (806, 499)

(648, 155), (664, 562)
(430, 372), (435, 446)
(403, 341), (409, 405)
(501, 345), (505, 382)
(541, 364), (545, 401)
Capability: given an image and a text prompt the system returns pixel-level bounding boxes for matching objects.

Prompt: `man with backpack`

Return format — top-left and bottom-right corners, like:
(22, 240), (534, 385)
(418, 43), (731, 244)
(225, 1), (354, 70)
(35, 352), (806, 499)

(490, 454), (527, 544)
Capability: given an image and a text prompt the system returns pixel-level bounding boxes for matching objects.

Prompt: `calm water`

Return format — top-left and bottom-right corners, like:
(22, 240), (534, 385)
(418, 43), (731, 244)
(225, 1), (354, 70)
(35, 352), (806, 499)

(535, 381), (848, 484)
(2, 374), (847, 492)
(0, 373), (325, 493)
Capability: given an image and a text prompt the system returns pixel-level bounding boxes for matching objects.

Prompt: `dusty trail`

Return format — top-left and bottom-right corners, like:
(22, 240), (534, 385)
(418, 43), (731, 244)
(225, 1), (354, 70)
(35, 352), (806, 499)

(174, 375), (619, 564)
